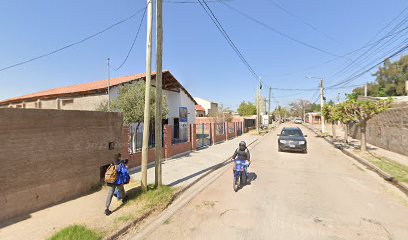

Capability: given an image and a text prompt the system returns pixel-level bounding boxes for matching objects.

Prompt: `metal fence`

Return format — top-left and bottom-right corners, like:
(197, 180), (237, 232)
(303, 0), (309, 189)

(196, 123), (212, 148)
(128, 123), (159, 154)
(215, 122), (225, 135)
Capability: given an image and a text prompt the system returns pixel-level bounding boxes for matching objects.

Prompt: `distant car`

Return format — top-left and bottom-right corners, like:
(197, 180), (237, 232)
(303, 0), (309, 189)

(277, 127), (307, 153)
(294, 118), (303, 124)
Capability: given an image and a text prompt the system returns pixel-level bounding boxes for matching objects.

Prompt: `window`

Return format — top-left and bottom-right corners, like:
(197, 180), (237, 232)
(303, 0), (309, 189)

(61, 99), (74, 106)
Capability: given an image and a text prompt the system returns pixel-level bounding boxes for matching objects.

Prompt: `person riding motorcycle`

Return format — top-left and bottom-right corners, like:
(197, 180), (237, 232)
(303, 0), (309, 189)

(232, 141), (251, 178)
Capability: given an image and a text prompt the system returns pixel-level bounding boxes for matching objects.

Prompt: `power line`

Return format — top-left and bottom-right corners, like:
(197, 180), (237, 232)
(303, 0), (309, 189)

(114, 7), (147, 71)
(197, 0), (260, 81)
(220, 2), (343, 58)
(264, 0), (338, 43)
(328, 7), (408, 80)
(271, 87), (318, 91)
(327, 42), (408, 89)
(0, 7), (147, 73)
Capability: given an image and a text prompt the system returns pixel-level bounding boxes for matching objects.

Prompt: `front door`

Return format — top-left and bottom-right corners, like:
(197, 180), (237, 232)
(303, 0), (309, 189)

(174, 118), (180, 139)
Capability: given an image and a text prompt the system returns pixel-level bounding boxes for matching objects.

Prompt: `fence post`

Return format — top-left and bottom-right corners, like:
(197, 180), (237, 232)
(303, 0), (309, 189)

(225, 122), (228, 141)
(163, 125), (172, 159)
(191, 124), (197, 150)
(211, 123), (216, 145)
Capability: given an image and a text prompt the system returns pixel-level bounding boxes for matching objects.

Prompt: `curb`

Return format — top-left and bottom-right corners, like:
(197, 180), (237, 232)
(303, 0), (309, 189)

(303, 124), (408, 197)
(106, 132), (268, 240)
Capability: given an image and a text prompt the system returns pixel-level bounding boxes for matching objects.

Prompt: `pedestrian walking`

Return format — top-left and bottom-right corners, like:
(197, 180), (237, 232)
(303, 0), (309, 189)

(104, 153), (130, 216)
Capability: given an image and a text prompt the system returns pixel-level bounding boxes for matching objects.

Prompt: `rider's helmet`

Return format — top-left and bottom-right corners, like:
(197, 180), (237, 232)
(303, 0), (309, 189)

(239, 141), (246, 151)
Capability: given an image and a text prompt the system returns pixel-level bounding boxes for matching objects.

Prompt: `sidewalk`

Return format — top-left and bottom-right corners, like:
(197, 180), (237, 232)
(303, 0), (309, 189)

(306, 123), (408, 167)
(0, 133), (259, 240)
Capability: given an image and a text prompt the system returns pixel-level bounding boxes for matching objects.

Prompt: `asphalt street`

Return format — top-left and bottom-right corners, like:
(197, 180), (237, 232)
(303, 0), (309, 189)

(144, 124), (408, 240)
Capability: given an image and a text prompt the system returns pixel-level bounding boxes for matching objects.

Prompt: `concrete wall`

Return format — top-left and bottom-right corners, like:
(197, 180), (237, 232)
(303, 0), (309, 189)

(348, 107), (408, 156)
(0, 108), (123, 222)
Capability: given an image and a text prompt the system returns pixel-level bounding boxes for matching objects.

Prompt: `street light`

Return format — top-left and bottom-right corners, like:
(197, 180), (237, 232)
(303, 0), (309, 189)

(306, 76), (325, 133)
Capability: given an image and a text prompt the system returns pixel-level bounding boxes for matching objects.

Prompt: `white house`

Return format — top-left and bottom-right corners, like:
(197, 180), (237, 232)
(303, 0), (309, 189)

(194, 97), (218, 116)
(0, 71), (197, 128)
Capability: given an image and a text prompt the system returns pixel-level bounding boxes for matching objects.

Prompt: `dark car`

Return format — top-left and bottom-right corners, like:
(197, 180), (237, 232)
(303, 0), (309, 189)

(277, 127), (308, 153)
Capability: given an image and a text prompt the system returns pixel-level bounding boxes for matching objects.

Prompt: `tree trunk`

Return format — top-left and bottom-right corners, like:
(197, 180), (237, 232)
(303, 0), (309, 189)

(360, 121), (367, 151)
(332, 121), (336, 140)
(343, 123), (348, 144)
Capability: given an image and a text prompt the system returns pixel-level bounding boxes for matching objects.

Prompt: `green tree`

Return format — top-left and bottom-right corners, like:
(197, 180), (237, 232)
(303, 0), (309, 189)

(333, 102), (355, 143)
(237, 101), (257, 116)
(352, 55), (408, 97)
(97, 81), (168, 144)
(342, 98), (392, 151)
(322, 105), (339, 139)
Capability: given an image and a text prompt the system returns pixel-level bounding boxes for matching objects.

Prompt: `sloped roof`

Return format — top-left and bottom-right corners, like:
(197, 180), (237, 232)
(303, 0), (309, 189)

(0, 71), (197, 105)
(195, 105), (205, 111)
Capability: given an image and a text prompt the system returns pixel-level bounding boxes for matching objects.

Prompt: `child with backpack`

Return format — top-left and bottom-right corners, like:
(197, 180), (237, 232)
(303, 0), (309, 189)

(104, 153), (130, 216)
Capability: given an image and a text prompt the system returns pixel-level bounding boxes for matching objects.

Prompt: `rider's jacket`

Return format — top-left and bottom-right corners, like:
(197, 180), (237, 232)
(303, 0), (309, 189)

(232, 148), (250, 161)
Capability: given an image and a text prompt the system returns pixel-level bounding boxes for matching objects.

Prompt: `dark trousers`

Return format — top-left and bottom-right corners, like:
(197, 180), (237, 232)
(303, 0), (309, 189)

(105, 185), (125, 209)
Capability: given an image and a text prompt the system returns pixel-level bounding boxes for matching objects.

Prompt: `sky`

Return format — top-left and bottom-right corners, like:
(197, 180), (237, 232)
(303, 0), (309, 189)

(0, 0), (407, 110)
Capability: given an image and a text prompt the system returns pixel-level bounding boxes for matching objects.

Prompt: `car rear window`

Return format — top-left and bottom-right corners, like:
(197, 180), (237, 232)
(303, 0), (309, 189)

(281, 129), (303, 136)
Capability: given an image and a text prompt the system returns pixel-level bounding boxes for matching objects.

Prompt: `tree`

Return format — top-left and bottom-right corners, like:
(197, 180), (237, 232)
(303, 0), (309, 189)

(352, 55), (408, 97)
(273, 106), (289, 120)
(209, 104), (233, 122)
(322, 105), (339, 139)
(289, 99), (311, 117)
(97, 82), (168, 187)
(237, 101), (257, 116)
(333, 102), (355, 143)
(342, 97), (392, 151)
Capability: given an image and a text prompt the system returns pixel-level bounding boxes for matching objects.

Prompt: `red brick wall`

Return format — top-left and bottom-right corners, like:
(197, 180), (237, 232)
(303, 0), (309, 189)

(0, 108), (123, 222)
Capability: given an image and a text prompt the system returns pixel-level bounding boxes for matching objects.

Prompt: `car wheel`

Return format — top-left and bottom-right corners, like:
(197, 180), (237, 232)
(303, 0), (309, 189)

(304, 149), (308, 154)
(278, 147), (282, 152)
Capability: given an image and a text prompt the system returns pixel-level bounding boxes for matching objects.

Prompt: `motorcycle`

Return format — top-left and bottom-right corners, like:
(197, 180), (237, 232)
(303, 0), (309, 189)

(233, 159), (248, 192)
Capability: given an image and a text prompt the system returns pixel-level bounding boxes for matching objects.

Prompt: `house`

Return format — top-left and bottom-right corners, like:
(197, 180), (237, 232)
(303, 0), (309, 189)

(0, 71), (197, 141)
(195, 105), (205, 117)
(194, 97), (218, 116)
(305, 112), (321, 124)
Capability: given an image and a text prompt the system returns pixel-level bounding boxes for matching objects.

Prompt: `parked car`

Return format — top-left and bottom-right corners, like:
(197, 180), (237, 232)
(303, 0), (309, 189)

(294, 118), (303, 124)
(277, 127), (307, 153)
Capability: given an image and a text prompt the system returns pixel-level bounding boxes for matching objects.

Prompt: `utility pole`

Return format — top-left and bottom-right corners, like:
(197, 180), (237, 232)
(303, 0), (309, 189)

(364, 83), (368, 97)
(337, 93), (340, 104)
(141, 0), (153, 191)
(320, 79), (325, 133)
(107, 58), (111, 112)
(155, 0), (163, 187)
(268, 87), (271, 123)
(256, 78), (261, 134)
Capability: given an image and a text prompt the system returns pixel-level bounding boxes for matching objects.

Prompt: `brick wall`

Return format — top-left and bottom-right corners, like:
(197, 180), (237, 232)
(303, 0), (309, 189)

(348, 107), (408, 156)
(0, 108), (123, 222)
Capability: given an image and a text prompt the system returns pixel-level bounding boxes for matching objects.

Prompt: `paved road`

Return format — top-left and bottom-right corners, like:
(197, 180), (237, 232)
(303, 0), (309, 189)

(145, 124), (408, 240)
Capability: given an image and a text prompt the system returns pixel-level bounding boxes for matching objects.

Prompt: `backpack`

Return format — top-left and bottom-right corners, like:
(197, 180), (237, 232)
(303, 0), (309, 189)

(113, 163), (130, 185)
(105, 164), (118, 184)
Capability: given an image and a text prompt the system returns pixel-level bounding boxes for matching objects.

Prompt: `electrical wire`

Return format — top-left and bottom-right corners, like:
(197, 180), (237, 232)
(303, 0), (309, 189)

(0, 7), (147, 73)
(264, 0), (338, 43)
(197, 0), (260, 81)
(114, 7), (147, 71)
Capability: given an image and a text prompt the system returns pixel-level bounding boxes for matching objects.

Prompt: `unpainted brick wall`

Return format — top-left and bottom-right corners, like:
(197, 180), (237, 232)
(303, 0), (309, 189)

(0, 108), (123, 222)
(348, 107), (408, 156)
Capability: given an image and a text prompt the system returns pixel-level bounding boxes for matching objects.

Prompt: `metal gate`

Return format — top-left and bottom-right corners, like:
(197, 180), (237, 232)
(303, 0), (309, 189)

(196, 123), (212, 148)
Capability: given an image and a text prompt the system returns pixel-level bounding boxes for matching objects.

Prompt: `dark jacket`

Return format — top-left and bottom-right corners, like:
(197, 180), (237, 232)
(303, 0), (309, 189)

(232, 148), (250, 161)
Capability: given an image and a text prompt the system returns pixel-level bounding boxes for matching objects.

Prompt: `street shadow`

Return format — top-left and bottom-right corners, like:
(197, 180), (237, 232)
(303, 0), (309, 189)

(245, 172), (257, 185)
(0, 214), (31, 228)
(168, 160), (233, 187)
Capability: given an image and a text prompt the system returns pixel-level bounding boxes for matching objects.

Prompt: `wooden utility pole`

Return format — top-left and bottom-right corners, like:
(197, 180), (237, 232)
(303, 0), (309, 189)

(268, 87), (271, 121)
(141, 0), (153, 191)
(320, 79), (325, 133)
(364, 83), (368, 97)
(155, 0), (163, 187)
(107, 58), (111, 112)
(256, 79), (261, 134)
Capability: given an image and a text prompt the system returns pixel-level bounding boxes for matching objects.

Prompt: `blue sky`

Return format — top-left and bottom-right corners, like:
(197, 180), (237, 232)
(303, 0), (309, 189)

(0, 0), (407, 110)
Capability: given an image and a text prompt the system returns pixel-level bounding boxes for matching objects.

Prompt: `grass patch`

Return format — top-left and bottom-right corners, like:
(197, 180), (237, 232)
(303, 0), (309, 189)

(48, 225), (101, 240)
(361, 153), (408, 183)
